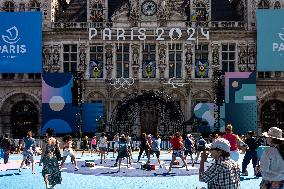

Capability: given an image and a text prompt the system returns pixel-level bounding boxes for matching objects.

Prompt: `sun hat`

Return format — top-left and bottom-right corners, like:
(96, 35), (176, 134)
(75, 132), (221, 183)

(210, 138), (231, 153)
(262, 127), (284, 140)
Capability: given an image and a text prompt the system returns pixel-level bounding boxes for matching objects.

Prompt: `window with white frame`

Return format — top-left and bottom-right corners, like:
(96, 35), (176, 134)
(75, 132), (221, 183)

(90, 45), (104, 78)
(90, 3), (104, 23)
(195, 44), (209, 78)
(63, 44), (78, 73)
(29, 0), (40, 11)
(116, 44), (129, 78)
(221, 43), (236, 73)
(168, 43), (182, 78)
(3, 1), (15, 12)
(19, 3), (25, 11)
(258, 0), (270, 9)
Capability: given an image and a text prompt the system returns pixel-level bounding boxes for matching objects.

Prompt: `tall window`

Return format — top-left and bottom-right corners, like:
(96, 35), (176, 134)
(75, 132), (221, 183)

(29, 0), (40, 11)
(63, 44), (77, 73)
(90, 45), (104, 78)
(258, 0), (270, 9)
(142, 44), (156, 78)
(3, 1), (15, 12)
(90, 3), (104, 23)
(195, 44), (209, 78)
(116, 44), (129, 78)
(19, 3), (25, 11)
(221, 43), (236, 73)
(169, 43), (182, 78)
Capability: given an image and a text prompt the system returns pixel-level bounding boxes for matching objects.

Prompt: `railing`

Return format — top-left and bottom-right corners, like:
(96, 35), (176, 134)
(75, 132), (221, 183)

(51, 21), (245, 31)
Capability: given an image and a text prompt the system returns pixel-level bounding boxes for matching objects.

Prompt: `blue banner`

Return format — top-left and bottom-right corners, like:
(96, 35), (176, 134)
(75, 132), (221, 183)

(0, 12), (42, 73)
(257, 10), (284, 71)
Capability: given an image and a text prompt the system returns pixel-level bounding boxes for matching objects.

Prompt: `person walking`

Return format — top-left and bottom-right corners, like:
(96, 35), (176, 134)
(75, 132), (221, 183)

(168, 132), (189, 172)
(241, 131), (259, 176)
(116, 134), (131, 172)
(112, 133), (119, 158)
(90, 136), (97, 156)
(19, 131), (36, 174)
(1, 134), (11, 164)
(41, 128), (62, 189)
(223, 124), (246, 162)
(199, 138), (240, 189)
(60, 135), (79, 171)
(259, 127), (284, 189)
(125, 133), (133, 160)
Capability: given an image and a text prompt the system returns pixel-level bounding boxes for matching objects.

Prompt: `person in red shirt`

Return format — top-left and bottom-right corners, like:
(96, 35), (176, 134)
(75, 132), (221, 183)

(168, 132), (189, 173)
(223, 124), (246, 162)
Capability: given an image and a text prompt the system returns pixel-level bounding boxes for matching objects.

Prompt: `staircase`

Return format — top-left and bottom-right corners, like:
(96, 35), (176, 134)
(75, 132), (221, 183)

(59, 0), (87, 22)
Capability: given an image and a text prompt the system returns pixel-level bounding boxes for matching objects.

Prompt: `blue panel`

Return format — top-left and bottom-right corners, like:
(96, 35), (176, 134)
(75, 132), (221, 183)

(83, 103), (104, 133)
(257, 10), (284, 71)
(0, 12), (42, 73)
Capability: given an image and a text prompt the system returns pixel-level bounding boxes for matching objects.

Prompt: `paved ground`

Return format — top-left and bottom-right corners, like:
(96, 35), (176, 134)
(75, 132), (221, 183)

(0, 151), (261, 189)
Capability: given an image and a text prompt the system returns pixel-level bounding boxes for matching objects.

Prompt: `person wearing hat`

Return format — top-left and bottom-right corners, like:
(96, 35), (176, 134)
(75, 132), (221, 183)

(259, 127), (284, 189)
(199, 138), (240, 189)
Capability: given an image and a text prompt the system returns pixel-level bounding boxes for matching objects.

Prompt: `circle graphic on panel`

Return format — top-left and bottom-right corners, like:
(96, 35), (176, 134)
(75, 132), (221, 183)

(49, 96), (65, 111)
(141, 0), (157, 16)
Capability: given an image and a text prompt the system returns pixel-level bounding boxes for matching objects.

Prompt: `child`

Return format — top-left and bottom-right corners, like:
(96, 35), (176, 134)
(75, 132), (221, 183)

(60, 135), (79, 171)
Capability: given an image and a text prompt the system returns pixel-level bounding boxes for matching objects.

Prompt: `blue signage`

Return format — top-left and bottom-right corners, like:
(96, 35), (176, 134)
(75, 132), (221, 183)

(257, 10), (284, 71)
(0, 12), (42, 73)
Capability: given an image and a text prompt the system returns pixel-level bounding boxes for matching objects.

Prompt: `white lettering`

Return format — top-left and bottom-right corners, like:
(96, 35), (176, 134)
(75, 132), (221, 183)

(138, 28), (146, 40)
(131, 28), (134, 41)
(20, 45), (26, 53)
(103, 28), (111, 40)
(116, 28), (126, 40)
(9, 45), (15, 53)
(273, 43), (279, 51)
(89, 28), (97, 40)
(279, 43), (284, 51)
(156, 28), (164, 41)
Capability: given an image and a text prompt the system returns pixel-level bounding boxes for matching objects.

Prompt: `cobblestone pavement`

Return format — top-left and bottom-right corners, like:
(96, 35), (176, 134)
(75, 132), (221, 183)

(0, 151), (261, 189)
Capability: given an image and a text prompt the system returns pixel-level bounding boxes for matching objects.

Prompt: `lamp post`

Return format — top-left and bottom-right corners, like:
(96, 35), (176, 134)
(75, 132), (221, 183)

(212, 69), (224, 132)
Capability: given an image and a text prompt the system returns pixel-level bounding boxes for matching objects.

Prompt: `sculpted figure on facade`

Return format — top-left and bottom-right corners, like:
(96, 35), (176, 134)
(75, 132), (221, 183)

(211, 44), (220, 70)
(157, 0), (169, 26)
(132, 44), (140, 79)
(238, 46), (247, 71)
(248, 46), (256, 71)
(158, 44), (167, 79)
(184, 45), (193, 79)
(105, 45), (113, 78)
(52, 49), (61, 72)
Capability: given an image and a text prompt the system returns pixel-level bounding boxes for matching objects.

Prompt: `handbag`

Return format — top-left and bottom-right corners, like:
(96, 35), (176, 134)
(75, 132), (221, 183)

(54, 140), (62, 161)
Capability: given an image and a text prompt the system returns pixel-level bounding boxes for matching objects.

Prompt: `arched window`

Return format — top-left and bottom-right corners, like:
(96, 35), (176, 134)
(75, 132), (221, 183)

(274, 1), (281, 9)
(258, 0), (270, 9)
(29, 0), (40, 11)
(3, 1), (15, 12)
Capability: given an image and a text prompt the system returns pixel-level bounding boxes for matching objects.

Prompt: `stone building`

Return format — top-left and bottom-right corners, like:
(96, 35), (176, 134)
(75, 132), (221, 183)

(0, 0), (283, 138)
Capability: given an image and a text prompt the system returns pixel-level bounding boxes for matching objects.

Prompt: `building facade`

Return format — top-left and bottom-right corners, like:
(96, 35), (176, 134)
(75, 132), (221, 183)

(0, 0), (283, 138)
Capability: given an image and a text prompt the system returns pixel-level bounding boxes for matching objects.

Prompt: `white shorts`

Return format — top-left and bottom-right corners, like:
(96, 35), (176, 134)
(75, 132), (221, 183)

(230, 150), (240, 162)
(63, 148), (75, 157)
(114, 142), (119, 149)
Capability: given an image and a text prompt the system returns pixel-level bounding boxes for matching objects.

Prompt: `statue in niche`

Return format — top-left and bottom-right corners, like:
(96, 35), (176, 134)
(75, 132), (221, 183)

(238, 48), (246, 65)
(129, 0), (139, 20)
(133, 48), (139, 65)
(43, 49), (50, 67)
(53, 49), (60, 65)
(248, 48), (256, 64)
(159, 48), (166, 66)
(185, 47), (193, 66)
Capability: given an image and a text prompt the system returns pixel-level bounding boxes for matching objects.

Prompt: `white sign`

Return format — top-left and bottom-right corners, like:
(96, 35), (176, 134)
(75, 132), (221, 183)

(89, 27), (209, 41)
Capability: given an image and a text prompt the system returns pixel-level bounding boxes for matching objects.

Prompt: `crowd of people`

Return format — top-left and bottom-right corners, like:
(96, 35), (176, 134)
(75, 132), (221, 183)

(0, 124), (283, 189)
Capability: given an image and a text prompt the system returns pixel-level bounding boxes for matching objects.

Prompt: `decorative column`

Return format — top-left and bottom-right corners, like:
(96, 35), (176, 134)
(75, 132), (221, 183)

(211, 42), (220, 71)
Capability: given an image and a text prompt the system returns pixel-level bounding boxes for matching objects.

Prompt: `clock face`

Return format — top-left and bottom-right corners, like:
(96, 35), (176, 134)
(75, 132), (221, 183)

(141, 1), (157, 16)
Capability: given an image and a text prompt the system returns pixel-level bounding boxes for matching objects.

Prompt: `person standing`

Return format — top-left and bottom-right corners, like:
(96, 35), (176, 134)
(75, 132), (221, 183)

(117, 134), (131, 172)
(195, 136), (207, 163)
(98, 133), (108, 164)
(137, 133), (150, 163)
(184, 134), (195, 167)
(199, 138), (240, 189)
(60, 135), (79, 171)
(81, 136), (90, 156)
(168, 132), (189, 172)
(19, 131), (35, 174)
(1, 134), (11, 164)
(259, 127), (284, 189)
(125, 133), (133, 160)
(223, 124), (245, 162)
(91, 136), (97, 156)
(112, 133), (119, 158)
(41, 128), (62, 189)
(148, 134), (162, 168)
(241, 131), (259, 176)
